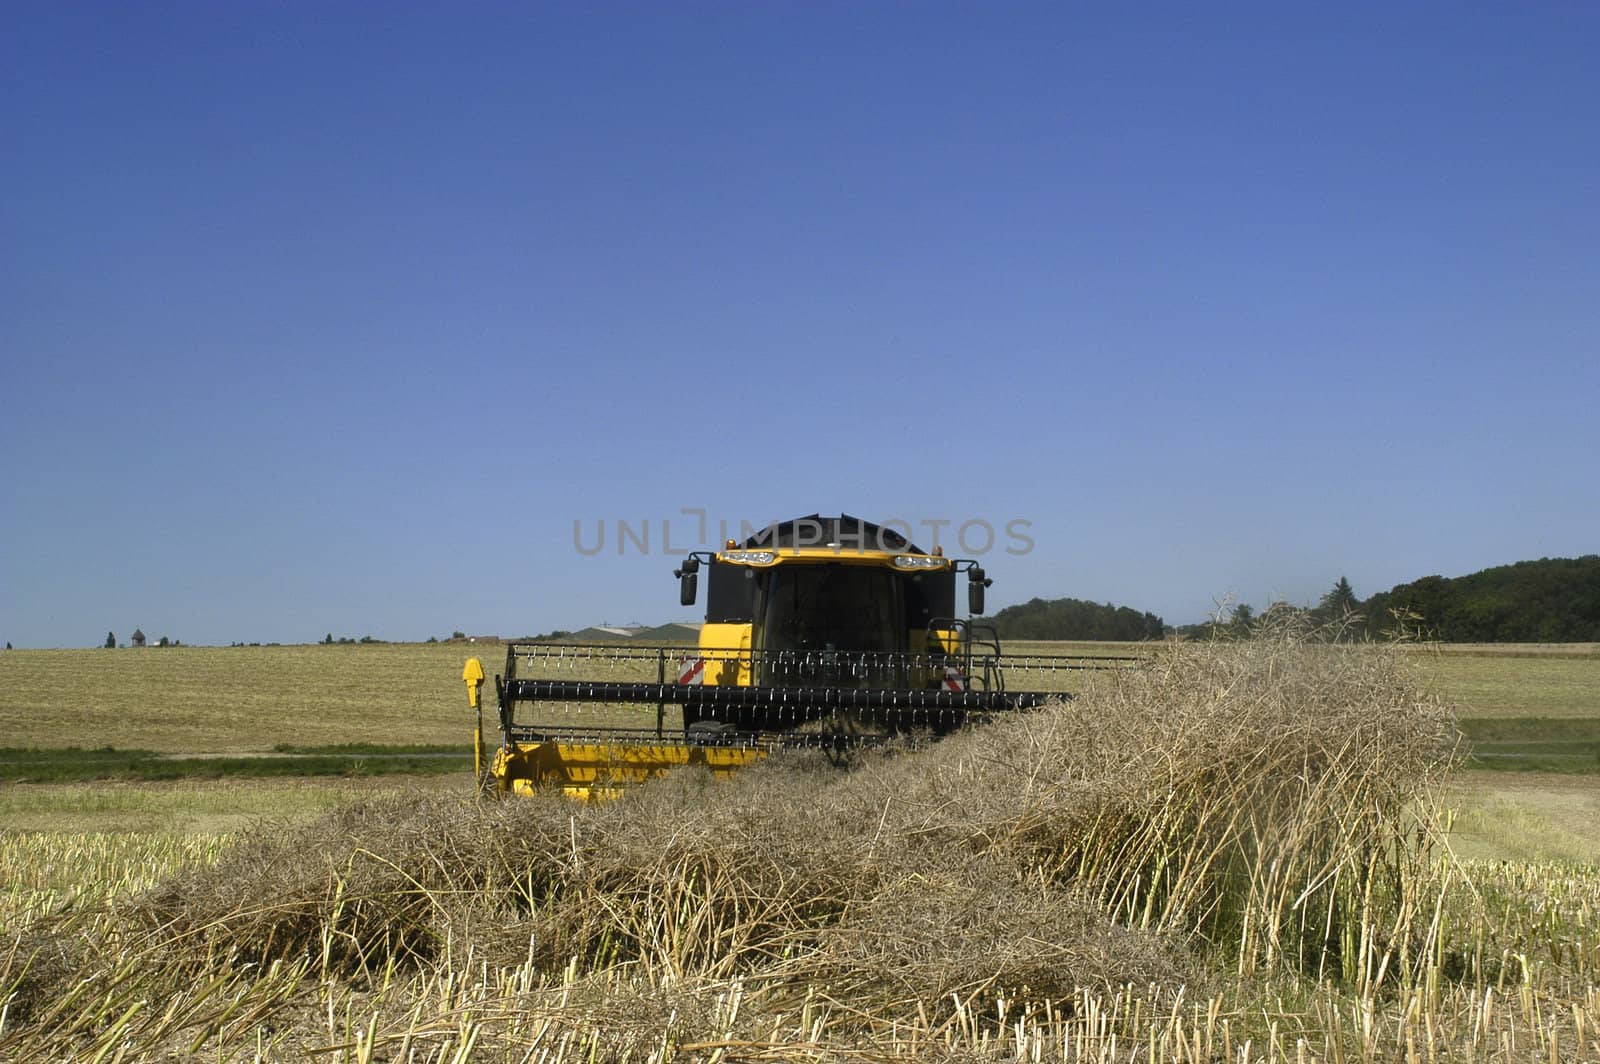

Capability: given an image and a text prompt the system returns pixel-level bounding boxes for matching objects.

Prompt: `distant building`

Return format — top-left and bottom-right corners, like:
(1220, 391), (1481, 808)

(130, 629), (146, 648)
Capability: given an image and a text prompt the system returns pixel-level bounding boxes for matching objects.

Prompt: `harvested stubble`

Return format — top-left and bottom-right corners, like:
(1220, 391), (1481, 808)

(4, 630), (1463, 1059)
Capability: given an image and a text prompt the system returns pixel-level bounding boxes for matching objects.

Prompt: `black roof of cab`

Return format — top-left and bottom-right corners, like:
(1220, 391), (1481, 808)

(743, 513), (928, 555)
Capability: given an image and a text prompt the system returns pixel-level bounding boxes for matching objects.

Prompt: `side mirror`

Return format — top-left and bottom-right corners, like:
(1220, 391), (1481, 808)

(967, 566), (989, 615)
(676, 557), (701, 607)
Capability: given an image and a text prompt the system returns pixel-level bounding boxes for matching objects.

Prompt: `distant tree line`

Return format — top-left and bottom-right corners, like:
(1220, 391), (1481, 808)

(983, 597), (1166, 641)
(1362, 556), (1600, 642)
(1170, 557), (1600, 643)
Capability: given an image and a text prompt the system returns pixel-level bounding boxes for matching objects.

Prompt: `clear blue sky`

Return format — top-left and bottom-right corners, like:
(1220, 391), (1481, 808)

(3, 3), (1596, 648)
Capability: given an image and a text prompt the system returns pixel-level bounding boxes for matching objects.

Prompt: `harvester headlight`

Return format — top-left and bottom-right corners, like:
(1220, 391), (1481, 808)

(893, 554), (946, 570)
(721, 550), (777, 565)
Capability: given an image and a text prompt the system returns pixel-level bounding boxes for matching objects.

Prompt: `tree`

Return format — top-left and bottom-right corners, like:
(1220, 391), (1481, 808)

(105, 631), (116, 649)
(1363, 556), (1599, 642)
(1319, 577), (1359, 618)
(324, 633), (334, 644)
(1265, 600), (1309, 624)
(157, 635), (170, 647)
(1142, 611), (1166, 640)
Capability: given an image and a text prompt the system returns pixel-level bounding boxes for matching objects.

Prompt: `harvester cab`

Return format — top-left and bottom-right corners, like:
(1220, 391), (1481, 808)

(479, 514), (1119, 798)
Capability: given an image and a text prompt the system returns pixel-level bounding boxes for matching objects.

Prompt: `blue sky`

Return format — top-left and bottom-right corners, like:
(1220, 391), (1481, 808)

(2, 3), (1596, 647)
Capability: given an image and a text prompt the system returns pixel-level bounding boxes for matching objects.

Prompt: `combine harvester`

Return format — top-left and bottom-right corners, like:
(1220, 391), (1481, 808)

(468, 515), (1141, 798)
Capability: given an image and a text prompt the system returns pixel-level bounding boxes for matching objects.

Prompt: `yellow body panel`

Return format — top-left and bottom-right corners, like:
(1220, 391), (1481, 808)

(930, 628), (962, 655)
(697, 622), (753, 685)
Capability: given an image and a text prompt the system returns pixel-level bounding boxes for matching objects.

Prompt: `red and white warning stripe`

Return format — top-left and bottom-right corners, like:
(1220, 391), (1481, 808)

(677, 657), (705, 686)
(942, 665), (967, 692)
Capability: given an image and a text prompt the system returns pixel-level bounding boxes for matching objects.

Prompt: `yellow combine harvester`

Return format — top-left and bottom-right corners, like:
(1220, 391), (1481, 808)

(470, 514), (1134, 798)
